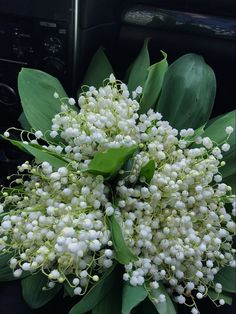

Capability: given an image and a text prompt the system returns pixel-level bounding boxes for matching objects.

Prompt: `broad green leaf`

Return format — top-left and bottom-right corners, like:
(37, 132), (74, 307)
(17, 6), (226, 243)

(0, 252), (16, 281)
(21, 272), (61, 308)
(69, 263), (117, 314)
(139, 160), (155, 183)
(64, 277), (75, 298)
(118, 158), (135, 181)
(205, 113), (223, 128)
(149, 282), (177, 314)
(224, 174), (235, 194)
(140, 51), (168, 114)
(92, 293), (121, 314)
(0, 252), (29, 281)
(122, 283), (148, 314)
(18, 112), (32, 131)
(127, 39), (150, 92)
(214, 266), (236, 293)
(220, 149), (236, 179)
(156, 53), (216, 130)
(79, 47), (114, 95)
(133, 298), (157, 314)
(107, 215), (138, 264)
(92, 274), (122, 314)
(86, 145), (138, 178)
(208, 288), (232, 305)
(6, 138), (68, 169)
(203, 110), (235, 146)
(118, 150), (140, 181)
(203, 110), (236, 179)
(18, 68), (68, 136)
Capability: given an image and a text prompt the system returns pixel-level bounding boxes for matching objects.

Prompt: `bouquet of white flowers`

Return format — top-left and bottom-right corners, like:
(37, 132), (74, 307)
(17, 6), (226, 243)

(0, 42), (235, 314)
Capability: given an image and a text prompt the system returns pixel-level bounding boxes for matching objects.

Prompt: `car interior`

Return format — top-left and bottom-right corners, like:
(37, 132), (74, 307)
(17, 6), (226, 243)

(0, 1), (235, 313)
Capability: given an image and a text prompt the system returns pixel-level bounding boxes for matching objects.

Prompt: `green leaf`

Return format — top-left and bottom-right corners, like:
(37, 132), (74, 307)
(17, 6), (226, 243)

(118, 150), (140, 181)
(64, 277), (75, 298)
(214, 266), (236, 293)
(0, 251), (30, 282)
(132, 298), (157, 314)
(149, 282), (177, 314)
(220, 149), (236, 179)
(156, 53), (216, 130)
(208, 288), (232, 305)
(224, 174), (235, 194)
(139, 160), (155, 184)
(69, 263), (117, 314)
(0, 252), (16, 281)
(6, 138), (68, 169)
(202, 110), (236, 179)
(21, 272), (61, 308)
(0, 252), (29, 281)
(118, 158), (135, 181)
(140, 51), (168, 114)
(18, 68), (69, 136)
(107, 215), (138, 264)
(122, 283), (148, 314)
(205, 113), (224, 128)
(203, 111), (235, 146)
(92, 294), (121, 314)
(92, 274), (122, 314)
(79, 47), (114, 94)
(86, 145), (138, 178)
(127, 39), (150, 92)
(18, 112), (32, 131)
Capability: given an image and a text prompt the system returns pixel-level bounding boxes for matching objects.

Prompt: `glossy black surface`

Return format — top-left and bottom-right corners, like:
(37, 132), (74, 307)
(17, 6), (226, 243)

(127, 0), (236, 17)
(122, 6), (236, 40)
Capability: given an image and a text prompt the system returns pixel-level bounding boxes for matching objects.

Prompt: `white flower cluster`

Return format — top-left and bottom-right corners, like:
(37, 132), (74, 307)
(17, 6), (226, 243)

(0, 163), (114, 295)
(48, 74), (140, 169)
(117, 112), (235, 309)
(0, 77), (235, 312)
